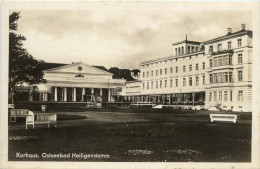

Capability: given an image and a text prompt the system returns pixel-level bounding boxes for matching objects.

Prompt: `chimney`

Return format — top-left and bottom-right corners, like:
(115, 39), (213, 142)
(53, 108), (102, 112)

(227, 28), (232, 34)
(241, 24), (246, 30)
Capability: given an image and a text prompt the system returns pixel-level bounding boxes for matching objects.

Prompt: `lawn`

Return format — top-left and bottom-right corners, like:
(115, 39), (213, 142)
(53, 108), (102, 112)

(8, 111), (251, 162)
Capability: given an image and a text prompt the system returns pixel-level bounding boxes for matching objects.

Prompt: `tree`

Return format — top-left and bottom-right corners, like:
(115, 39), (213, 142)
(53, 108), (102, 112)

(9, 12), (46, 103)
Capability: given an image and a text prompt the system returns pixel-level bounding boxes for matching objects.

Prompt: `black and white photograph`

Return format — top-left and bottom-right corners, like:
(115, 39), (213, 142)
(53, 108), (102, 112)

(1, 1), (260, 169)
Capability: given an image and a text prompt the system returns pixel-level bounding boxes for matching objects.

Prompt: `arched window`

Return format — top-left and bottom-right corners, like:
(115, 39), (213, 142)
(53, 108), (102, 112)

(178, 47), (181, 55)
(182, 46), (184, 54)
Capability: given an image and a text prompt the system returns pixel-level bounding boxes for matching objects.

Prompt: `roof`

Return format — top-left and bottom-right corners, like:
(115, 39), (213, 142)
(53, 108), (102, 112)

(38, 62), (108, 72)
(172, 40), (201, 46)
(203, 30), (253, 45)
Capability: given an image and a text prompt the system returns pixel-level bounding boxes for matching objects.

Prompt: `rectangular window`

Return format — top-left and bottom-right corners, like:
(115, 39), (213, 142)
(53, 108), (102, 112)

(217, 44), (222, 51)
(238, 39), (242, 47)
(183, 78), (186, 86)
(156, 70), (158, 76)
(229, 72), (233, 82)
(165, 68), (167, 74)
(228, 41), (232, 49)
(238, 90), (243, 101)
(230, 91), (233, 101)
(147, 72), (149, 77)
(209, 46), (213, 53)
(170, 79), (173, 87)
(143, 83), (145, 90)
(238, 71), (243, 81)
(189, 77), (192, 86)
(151, 71), (153, 77)
(210, 74), (213, 83)
(209, 92), (212, 102)
(214, 92), (217, 102)
(175, 79), (178, 87)
(210, 59), (212, 67)
(147, 82), (149, 90)
(165, 80), (167, 88)
(196, 76), (199, 85)
(203, 76), (205, 84)
(176, 66), (178, 73)
(160, 69), (162, 75)
(143, 72), (145, 78)
(183, 66), (186, 72)
(151, 82), (153, 89)
(170, 67), (173, 74)
(229, 55), (232, 65)
(156, 81), (158, 89)
(203, 62), (205, 69)
(189, 64), (192, 71)
(196, 63), (199, 70)
(238, 54), (243, 64)
(219, 91), (222, 101)
(224, 91), (228, 101)
(160, 80), (162, 88)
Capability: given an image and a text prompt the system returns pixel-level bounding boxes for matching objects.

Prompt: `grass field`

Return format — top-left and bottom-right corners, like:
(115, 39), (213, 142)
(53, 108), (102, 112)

(8, 110), (251, 162)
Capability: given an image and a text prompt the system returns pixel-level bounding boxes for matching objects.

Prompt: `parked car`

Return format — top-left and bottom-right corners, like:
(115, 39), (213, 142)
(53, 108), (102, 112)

(192, 105), (205, 110)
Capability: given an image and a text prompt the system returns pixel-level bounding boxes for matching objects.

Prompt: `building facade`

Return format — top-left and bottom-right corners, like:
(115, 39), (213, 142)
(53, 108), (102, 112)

(15, 62), (126, 104)
(121, 24), (252, 112)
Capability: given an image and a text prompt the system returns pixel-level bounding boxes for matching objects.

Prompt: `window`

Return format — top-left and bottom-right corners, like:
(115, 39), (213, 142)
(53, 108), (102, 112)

(230, 91), (233, 101)
(219, 91), (222, 101)
(183, 78), (186, 86)
(203, 62), (205, 69)
(210, 74), (213, 83)
(214, 92), (217, 102)
(224, 91), (228, 101)
(170, 79), (173, 87)
(217, 44), (222, 51)
(210, 59), (212, 67)
(228, 55), (232, 65)
(238, 90), (243, 101)
(189, 65), (192, 71)
(182, 47), (184, 54)
(176, 66), (178, 73)
(238, 71), (243, 81)
(147, 82), (149, 90)
(143, 72), (145, 78)
(147, 72), (149, 77)
(189, 77), (192, 86)
(143, 83), (145, 90)
(228, 41), (232, 49)
(165, 68), (167, 74)
(238, 54), (243, 64)
(151, 82), (153, 89)
(156, 81), (158, 89)
(196, 76), (199, 85)
(187, 46), (190, 54)
(156, 70), (158, 76)
(160, 69), (162, 75)
(203, 76), (205, 84)
(165, 80), (167, 88)
(175, 48), (177, 56)
(170, 67), (173, 74)
(183, 66), (186, 72)
(196, 63), (199, 70)
(229, 72), (233, 82)
(160, 80), (162, 88)
(209, 46), (213, 53)
(192, 47), (194, 53)
(196, 47), (198, 52)
(151, 71), (153, 77)
(175, 79), (178, 87)
(238, 39), (242, 47)
(209, 92), (212, 102)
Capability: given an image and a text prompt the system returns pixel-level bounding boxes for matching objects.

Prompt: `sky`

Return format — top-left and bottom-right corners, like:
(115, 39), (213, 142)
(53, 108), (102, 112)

(15, 10), (252, 69)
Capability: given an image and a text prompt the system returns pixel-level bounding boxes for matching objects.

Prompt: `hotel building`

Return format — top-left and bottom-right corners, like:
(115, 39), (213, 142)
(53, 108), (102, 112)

(120, 24), (252, 112)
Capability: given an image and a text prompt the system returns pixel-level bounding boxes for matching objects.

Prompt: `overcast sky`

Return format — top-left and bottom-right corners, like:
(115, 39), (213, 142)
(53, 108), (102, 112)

(15, 10), (252, 69)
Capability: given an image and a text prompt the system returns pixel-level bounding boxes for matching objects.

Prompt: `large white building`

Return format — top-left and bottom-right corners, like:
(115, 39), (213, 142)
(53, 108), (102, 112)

(120, 24), (252, 112)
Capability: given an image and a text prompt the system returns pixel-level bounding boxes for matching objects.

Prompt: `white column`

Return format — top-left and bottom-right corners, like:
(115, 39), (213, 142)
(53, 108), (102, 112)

(54, 87), (57, 101)
(91, 88), (94, 101)
(108, 89), (111, 102)
(82, 88), (85, 101)
(64, 87), (67, 102)
(100, 88), (102, 96)
(73, 87), (76, 102)
(61, 88), (64, 101)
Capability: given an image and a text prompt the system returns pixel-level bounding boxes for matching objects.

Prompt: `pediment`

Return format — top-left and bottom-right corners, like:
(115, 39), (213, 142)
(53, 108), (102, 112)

(44, 62), (111, 75)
